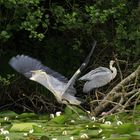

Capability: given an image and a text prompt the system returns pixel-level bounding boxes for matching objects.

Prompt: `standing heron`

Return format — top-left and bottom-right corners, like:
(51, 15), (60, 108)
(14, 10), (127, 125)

(9, 41), (96, 105)
(79, 60), (117, 93)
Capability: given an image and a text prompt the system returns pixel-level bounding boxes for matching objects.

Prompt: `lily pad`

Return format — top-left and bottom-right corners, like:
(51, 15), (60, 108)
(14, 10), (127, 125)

(51, 115), (68, 124)
(115, 123), (136, 134)
(10, 123), (38, 132)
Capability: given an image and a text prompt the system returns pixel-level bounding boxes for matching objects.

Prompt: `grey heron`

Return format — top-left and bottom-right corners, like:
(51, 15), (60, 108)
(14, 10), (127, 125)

(79, 60), (117, 93)
(9, 41), (96, 105)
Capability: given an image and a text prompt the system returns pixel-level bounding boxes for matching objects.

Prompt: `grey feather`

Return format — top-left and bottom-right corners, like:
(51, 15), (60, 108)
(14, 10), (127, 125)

(9, 55), (68, 82)
(82, 73), (112, 93)
(62, 41), (97, 97)
(9, 41), (96, 105)
(79, 61), (117, 93)
(9, 54), (79, 105)
(79, 67), (111, 81)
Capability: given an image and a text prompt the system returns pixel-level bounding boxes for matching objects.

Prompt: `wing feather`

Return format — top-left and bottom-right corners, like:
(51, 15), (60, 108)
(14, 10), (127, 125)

(79, 67), (111, 81)
(83, 73), (112, 93)
(9, 55), (68, 82)
(9, 55), (81, 105)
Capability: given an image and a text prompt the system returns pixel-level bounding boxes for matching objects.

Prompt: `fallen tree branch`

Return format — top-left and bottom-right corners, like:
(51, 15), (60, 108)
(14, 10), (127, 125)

(114, 89), (140, 99)
(123, 90), (140, 110)
(104, 94), (124, 115)
(92, 65), (140, 116)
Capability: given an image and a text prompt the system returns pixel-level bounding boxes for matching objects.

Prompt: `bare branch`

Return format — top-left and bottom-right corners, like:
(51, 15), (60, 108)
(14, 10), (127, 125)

(93, 65), (140, 116)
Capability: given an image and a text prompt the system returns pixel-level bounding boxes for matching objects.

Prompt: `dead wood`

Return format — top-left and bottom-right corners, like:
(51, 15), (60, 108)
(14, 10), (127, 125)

(92, 65), (140, 116)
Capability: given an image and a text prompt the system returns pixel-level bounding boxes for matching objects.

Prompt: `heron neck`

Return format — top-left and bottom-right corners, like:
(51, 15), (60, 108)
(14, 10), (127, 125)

(110, 65), (117, 79)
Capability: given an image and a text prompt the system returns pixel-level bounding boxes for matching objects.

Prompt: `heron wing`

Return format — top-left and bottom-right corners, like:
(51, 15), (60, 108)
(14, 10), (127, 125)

(79, 67), (111, 81)
(29, 70), (80, 105)
(9, 55), (68, 83)
(61, 42), (97, 103)
(29, 70), (66, 99)
(83, 72), (112, 93)
(61, 83), (82, 105)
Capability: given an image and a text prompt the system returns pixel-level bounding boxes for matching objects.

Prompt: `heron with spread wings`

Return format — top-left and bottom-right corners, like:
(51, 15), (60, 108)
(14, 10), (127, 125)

(9, 42), (96, 105)
(9, 41), (117, 106)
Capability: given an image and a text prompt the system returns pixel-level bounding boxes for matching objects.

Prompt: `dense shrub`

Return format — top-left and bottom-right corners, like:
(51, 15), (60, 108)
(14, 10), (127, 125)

(0, 0), (139, 112)
(0, 0), (49, 41)
(0, 0), (139, 57)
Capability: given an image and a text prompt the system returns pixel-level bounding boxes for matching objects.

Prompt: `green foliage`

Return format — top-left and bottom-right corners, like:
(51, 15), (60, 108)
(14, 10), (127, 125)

(0, 74), (14, 86)
(0, 108), (140, 140)
(0, 0), (139, 56)
(51, 4), (84, 31)
(0, 0), (139, 116)
(10, 123), (38, 131)
(50, 1), (139, 57)
(0, 0), (49, 41)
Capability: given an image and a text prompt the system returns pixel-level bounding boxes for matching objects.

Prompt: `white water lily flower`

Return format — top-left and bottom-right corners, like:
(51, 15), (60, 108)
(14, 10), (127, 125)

(104, 121), (111, 125)
(98, 129), (102, 133)
(80, 133), (89, 139)
(5, 136), (10, 140)
(92, 125), (96, 127)
(70, 136), (74, 140)
(23, 133), (28, 136)
(117, 121), (123, 125)
(29, 129), (34, 133)
(62, 130), (67, 135)
(102, 136), (106, 139)
(79, 115), (83, 118)
(0, 129), (9, 135)
(4, 117), (9, 121)
(38, 125), (42, 127)
(70, 120), (75, 123)
(86, 125), (89, 128)
(56, 111), (61, 116)
(50, 114), (55, 119)
(86, 111), (90, 114)
(91, 116), (96, 121)
(0, 128), (4, 131)
(3, 130), (9, 135)
(99, 118), (105, 123)
(52, 138), (57, 140)
(102, 118), (105, 123)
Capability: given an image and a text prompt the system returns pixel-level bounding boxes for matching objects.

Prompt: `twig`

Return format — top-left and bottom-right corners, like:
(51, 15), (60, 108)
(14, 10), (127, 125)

(123, 90), (140, 110)
(105, 97), (124, 115)
(114, 57), (123, 80)
(114, 89), (140, 99)
(90, 99), (124, 107)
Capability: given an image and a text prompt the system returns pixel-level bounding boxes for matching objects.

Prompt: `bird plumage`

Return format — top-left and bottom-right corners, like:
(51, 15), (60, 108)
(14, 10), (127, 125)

(79, 60), (117, 93)
(9, 55), (80, 105)
(9, 55), (68, 82)
(9, 42), (96, 105)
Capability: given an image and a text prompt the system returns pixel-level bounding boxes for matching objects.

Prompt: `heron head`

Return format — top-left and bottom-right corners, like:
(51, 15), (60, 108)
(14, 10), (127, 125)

(110, 60), (115, 66)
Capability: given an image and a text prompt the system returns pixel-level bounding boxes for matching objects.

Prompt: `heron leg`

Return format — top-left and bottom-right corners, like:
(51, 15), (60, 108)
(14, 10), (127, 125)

(95, 89), (99, 104)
